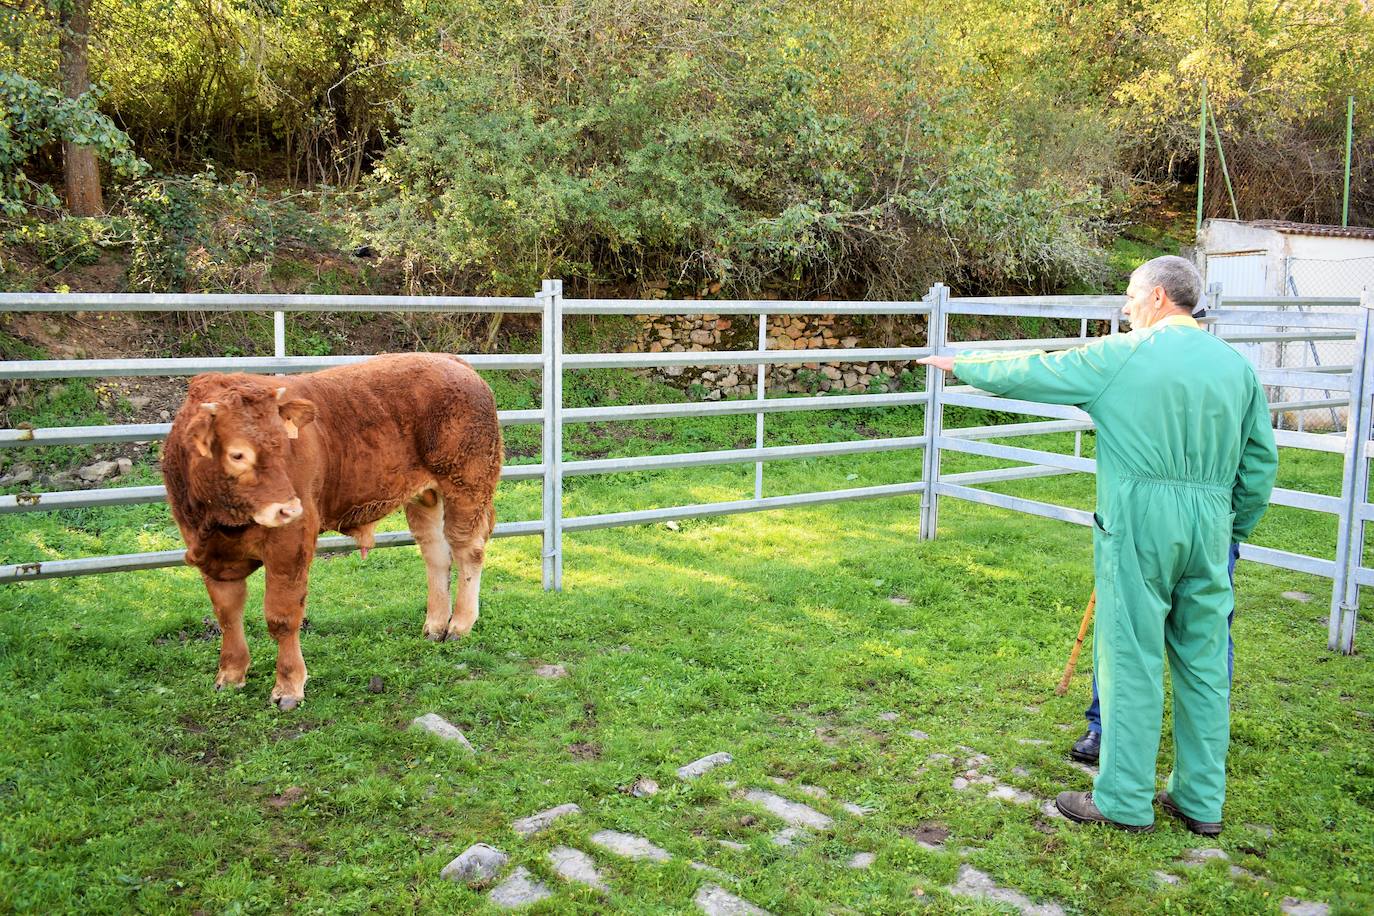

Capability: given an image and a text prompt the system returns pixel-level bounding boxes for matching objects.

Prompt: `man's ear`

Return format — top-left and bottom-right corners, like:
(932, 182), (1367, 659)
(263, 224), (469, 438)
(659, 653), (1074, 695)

(187, 402), (218, 457)
(278, 396), (317, 439)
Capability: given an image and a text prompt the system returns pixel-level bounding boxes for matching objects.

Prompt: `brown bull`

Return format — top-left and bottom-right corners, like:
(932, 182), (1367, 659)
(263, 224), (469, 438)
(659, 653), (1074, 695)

(162, 353), (503, 709)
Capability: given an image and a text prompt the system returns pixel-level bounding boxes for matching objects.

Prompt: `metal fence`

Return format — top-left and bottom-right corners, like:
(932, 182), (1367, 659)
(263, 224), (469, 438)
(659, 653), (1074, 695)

(1, 288), (1370, 655)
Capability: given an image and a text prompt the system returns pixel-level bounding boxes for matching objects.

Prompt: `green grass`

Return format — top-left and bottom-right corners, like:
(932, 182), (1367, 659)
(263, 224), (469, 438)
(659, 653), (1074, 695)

(1, 384), (1371, 914)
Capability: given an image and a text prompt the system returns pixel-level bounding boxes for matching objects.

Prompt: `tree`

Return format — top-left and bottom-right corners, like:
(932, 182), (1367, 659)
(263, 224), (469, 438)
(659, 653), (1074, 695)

(58, 0), (101, 214)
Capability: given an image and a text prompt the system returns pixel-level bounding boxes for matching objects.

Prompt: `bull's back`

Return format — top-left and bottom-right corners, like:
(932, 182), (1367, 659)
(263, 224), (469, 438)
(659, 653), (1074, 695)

(292, 354), (501, 529)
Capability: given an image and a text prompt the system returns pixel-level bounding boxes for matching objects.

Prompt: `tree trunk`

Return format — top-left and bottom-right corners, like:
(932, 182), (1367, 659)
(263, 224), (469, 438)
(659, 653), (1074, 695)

(59, 0), (103, 216)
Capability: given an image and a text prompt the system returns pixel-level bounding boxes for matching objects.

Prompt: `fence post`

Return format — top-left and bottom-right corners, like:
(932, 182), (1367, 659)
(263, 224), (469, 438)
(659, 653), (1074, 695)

(1330, 290), (1373, 653)
(540, 279), (565, 591)
(1195, 78), (1208, 237)
(920, 283), (948, 540)
(274, 311), (286, 359)
(1344, 94), (1354, 228)
(756, 310), (767, 500)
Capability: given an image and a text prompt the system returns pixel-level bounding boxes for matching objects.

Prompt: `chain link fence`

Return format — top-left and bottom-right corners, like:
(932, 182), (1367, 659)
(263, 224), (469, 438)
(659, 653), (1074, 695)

(1200, 91), (1370, 229)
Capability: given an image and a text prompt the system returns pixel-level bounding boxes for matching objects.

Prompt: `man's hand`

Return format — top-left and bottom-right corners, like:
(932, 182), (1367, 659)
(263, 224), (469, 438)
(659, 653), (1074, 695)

(917, 356), (956, 374)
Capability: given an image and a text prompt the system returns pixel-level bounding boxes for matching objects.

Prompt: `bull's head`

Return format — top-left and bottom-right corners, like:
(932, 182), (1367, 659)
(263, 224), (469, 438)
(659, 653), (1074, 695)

(182, 379), (317, 528)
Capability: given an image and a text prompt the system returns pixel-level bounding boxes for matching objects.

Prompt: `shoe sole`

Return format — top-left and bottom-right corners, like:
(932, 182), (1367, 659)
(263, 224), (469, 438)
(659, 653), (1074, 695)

(1055, 799), (1154, 833)
(1068, 750), (1099, 764)
(1156, 793), (1223, 837)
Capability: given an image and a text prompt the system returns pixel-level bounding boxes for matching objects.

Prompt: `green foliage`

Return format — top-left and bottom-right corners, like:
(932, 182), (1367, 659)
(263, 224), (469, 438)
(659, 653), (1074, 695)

(125, 170), (341, 291)
(0, 71), (145, 215)
(0, 213), (125, 270)
(361, 3), (1110, 297)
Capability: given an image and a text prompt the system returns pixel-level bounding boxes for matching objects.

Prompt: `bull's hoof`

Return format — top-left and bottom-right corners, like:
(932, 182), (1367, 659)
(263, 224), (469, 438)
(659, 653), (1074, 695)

(274, 695), (303, 711)
(423, 627), (448, 642)
(444, 625), (472, 641)
(214, 674), (247, 691)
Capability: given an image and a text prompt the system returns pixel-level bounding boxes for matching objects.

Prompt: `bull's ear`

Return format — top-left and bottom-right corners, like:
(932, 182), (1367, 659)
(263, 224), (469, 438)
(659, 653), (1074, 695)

(186, 403), (218, 457)
(278, 398), (317, 440)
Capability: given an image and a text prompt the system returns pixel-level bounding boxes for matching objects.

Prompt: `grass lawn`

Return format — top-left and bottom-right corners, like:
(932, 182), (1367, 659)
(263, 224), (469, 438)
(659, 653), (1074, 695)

(1, 390), (1371, 914)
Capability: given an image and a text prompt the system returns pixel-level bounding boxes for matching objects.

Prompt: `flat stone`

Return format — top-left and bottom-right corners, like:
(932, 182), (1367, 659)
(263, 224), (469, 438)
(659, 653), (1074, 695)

(927, 753), (953, 763)
(511, 803), (580, 837)
(948, 865), (1066, 916)
(1012, 766), (1031, 777)
(547, 846), (608, 891)
(797, 784), (828, 798)
(1280, 899), (1330, 916)
(847, 851), (876, 869)
(77, 460), (119, 482)
(878, 711), (900, 722)
(0, 464), (35, 486)
(717, 839), (747, 851)
(1016, 739), (1048, 746)
(488, 867), (553, 909)
(1154, 870), (1181, 886)
(889, 596), (912, 606)
(1230, 865), (1263, 880)
(115, 458), (133, 476)
(743, 790), (833, 829)
(771, 827), (806, 847)
(695, 884), (771, 916)
(1245, 823), (1276, 838)
(411, 713), (475, 751)
(1282, 591), (1313, 603)
(534, 664), (568, 678)
(440, 843), (508, 884)
(988, 784), (1036, 805)
(1068, 759), (1098, 777)
(630, 777), (659, 797)
(1040, 799), (1064, 819)
(589, 829), (671, 862)
(952, 777), (970, 791)
(678, 752), (733, 780)
(907, 729), (930, 740)
(1181, 847), (1229, 866)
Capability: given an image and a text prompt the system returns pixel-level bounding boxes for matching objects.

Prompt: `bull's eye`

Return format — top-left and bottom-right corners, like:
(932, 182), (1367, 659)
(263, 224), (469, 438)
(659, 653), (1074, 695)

(229, 451), (246, 462)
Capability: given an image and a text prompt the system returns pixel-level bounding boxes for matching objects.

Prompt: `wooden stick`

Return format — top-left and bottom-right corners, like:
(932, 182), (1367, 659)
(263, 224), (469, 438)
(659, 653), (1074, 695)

(1055, 591), (1097, 696)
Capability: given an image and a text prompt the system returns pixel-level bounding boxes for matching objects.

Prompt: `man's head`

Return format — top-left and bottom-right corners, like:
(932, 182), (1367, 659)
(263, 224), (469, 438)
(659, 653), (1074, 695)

(1123, 256), (1203, 329)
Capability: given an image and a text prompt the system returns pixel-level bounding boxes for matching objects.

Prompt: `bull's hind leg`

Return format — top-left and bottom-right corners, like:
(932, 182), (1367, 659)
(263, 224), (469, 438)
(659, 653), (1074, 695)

(441, 496), (494, 641)
(405, 489), (453, 640)
(205, 575), (250, 689)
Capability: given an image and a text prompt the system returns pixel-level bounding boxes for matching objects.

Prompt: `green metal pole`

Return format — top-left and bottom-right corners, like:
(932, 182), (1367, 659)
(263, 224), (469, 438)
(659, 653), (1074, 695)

(1196, 80), (1208, 238)
(1209, 106), (1240, 221)
(1344, 94), (1354, 227)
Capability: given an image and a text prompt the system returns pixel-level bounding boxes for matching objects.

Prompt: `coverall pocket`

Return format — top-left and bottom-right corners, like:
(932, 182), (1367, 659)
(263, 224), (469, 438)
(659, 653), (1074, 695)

(1091, 511), (1118, 590)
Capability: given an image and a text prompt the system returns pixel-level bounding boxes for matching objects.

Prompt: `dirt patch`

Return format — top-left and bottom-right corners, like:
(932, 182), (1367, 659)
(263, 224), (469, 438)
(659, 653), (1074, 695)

(267, 786), (307, 809)
(153, 617), (222, 646)
(177, 714), (207, 735)
(902, 823), (950, 847)
(567, 741), (602, 761)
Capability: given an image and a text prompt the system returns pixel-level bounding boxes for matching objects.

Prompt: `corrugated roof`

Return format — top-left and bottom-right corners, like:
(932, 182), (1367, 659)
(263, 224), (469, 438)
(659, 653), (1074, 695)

(1249, 220), (1374, 242)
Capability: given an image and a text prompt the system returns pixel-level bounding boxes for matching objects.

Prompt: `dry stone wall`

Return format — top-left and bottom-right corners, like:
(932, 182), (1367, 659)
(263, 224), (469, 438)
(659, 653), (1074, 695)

(628, 313), (921, 397)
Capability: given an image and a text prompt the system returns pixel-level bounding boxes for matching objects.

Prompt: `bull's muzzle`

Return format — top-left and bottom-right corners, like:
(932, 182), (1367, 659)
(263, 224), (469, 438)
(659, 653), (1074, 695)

(254, 498), (304, 528)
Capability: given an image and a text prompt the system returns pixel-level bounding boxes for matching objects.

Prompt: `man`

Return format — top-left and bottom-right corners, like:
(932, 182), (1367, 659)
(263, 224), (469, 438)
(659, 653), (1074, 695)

(919, 256), (1278, 833)
(1071, 542), (1236, 766)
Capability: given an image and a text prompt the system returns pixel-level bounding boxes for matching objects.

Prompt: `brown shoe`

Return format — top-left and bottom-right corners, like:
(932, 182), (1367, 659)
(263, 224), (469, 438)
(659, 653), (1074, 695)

(1156, 791), (1223, 837)
(1054, 791), (1154, 833)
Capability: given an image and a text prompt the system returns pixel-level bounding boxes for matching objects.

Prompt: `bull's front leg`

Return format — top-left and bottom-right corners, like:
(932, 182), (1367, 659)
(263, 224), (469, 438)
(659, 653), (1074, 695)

(204, 575), (250, 689)
(263, 541), (315, 711)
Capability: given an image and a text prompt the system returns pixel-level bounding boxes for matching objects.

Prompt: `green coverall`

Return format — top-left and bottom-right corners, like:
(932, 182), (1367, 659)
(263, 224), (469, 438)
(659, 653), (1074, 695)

(953, 315), (1279, 827)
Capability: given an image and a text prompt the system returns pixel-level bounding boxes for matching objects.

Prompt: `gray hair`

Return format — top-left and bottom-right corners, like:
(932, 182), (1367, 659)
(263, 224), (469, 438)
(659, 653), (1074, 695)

(1131, 256), (1203, 312)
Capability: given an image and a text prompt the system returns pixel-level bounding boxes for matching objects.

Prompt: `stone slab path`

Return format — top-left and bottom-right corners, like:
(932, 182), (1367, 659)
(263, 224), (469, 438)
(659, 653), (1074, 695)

(430, 741), (1325, 914)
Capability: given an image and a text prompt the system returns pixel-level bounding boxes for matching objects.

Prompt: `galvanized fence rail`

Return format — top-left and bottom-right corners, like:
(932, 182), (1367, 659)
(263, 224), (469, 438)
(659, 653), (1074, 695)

(1, 288), (1370, 654)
